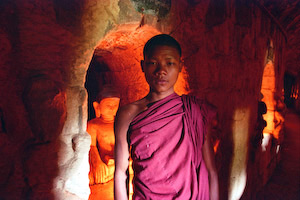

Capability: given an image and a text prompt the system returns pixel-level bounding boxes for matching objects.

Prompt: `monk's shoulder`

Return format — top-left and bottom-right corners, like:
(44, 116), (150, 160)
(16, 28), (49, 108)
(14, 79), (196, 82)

(116, 99), (147, 125)
(184, 94), (217, 120)
(116, 102), (138, 124)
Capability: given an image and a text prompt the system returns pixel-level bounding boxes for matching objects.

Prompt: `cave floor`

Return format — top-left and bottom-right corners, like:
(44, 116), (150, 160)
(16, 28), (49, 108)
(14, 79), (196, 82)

(257, 109), (300, 200)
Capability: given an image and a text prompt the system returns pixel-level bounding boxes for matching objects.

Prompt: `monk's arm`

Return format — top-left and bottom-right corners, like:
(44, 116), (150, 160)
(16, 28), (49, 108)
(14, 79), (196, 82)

(114, 108), (130, 200)
(203, 121), (219, 200)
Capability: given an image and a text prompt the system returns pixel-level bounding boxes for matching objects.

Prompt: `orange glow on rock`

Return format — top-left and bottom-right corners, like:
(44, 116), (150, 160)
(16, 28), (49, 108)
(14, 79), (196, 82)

(95, 24), (160, 105)
(174, 66), (190, 95)
(213, 139), (220, 153)
(261, 61), (276, 135)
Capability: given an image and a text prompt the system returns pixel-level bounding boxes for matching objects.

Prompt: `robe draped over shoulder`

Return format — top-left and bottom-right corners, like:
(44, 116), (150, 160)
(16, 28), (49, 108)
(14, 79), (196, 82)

(128, 93), (216, 200)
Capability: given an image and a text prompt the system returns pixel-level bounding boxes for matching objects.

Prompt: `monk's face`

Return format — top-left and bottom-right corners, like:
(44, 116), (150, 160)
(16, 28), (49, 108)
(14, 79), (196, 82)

(142, 45), (182, 95)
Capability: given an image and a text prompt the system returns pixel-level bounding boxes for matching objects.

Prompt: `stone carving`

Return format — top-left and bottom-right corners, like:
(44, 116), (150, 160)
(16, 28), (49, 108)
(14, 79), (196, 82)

(87, 86), (120, 184)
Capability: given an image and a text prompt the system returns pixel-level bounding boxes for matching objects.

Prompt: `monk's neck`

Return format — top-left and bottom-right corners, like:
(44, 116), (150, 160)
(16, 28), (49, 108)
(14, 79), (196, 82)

(146, 91), (175, 103)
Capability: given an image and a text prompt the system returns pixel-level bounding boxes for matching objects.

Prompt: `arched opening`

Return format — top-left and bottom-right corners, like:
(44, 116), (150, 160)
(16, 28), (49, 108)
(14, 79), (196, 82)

(260, 40), (276, 152)
(260, 40), (286, 148)
(84, 23), (189, 200)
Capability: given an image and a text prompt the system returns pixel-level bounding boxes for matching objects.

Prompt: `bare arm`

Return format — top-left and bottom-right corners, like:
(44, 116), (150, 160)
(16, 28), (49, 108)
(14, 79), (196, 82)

(203, 119), (219, 200)
(114, 107), (130, 200)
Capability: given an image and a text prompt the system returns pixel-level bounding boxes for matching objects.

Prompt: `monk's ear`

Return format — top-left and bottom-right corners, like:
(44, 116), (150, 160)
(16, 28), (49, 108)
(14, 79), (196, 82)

(179, 58), (183, 72)
(141, 60), (145, 72)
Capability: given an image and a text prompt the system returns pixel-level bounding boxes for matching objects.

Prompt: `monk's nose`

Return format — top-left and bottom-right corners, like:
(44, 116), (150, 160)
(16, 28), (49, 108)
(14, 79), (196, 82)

(155, 64), (167, 75)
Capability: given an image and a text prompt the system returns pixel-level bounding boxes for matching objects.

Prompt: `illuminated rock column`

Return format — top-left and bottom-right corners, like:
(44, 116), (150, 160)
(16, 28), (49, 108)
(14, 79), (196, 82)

(261, 61), (276, 135)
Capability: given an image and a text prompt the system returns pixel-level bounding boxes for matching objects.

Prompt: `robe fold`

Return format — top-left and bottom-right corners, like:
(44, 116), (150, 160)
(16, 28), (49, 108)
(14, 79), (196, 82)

(128, 93), (216, 200)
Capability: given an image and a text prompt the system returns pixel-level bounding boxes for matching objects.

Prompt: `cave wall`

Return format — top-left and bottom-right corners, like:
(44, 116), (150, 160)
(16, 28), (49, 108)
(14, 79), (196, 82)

(0, 0), (287, 199)
(0, 0), (120, 199)
(154, 1), (286, 199)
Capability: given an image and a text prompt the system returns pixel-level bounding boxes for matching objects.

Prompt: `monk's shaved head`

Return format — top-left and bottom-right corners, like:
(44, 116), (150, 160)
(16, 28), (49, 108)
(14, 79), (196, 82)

(143, 34), (182, 58)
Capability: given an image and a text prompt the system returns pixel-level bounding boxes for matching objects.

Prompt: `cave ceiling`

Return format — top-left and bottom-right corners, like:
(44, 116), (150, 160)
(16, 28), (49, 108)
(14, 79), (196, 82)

(263, 0), (300, 75)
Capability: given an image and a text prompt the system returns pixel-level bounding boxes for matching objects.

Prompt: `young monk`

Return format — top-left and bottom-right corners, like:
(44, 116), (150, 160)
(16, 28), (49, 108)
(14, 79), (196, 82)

(114, 34), (219, 200)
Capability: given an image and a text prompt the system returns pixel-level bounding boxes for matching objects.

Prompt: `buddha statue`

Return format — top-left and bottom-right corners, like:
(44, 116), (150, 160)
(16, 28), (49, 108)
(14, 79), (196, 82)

(87, 85), (120, 185)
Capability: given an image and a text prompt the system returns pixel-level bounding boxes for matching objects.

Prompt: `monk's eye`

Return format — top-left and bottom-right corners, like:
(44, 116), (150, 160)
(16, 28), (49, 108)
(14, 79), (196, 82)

(146, 61), (157, 66)
(167, 62), (175, 66)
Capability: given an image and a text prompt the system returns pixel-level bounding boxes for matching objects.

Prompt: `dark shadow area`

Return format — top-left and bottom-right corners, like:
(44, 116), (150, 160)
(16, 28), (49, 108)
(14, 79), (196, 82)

(256, 109), (300, 199)
(284, 72), (296, 108)
(85, 55), (112, 121)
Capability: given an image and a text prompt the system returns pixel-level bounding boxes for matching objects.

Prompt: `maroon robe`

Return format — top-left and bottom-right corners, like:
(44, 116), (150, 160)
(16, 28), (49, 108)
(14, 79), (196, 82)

(128, 93), (216, 200)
